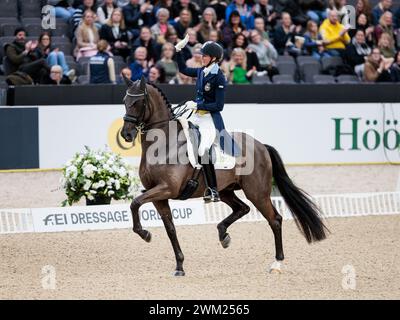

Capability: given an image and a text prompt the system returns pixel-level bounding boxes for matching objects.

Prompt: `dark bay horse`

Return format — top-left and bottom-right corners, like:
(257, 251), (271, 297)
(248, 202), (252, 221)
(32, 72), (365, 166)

(121, 76), (327, 276)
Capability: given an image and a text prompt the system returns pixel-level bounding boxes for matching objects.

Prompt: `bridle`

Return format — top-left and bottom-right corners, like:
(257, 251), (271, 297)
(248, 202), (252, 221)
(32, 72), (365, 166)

(123, 85), (193, 134)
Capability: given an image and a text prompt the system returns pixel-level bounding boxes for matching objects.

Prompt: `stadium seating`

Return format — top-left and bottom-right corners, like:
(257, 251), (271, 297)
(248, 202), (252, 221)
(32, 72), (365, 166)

(313, 74), (336, 84)
(272, 74), (297, 84)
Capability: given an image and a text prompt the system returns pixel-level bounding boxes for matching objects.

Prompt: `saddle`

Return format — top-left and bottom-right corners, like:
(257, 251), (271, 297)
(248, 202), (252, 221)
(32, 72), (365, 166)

(178, 117), (236, 170)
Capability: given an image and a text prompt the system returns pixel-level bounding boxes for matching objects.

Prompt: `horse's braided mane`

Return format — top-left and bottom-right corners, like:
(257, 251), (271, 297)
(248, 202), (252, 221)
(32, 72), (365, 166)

(147, 82), (172, 111)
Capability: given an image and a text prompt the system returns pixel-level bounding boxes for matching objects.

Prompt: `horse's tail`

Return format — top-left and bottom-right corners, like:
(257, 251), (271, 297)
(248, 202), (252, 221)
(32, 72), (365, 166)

(265, 144), (328, 243)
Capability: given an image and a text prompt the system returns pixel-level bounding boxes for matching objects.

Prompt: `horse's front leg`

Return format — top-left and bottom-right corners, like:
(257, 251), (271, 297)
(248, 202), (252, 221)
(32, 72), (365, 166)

(130, 184), (172, 242)
(153, 200), (185, 276)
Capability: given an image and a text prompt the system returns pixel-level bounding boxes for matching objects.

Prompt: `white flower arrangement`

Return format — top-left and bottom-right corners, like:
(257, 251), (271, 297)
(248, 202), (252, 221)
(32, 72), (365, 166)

(61, 146), (141, 206)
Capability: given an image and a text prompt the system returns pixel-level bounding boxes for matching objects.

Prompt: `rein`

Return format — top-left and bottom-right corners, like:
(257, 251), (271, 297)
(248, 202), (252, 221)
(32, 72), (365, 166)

(124, 88), (193, 133)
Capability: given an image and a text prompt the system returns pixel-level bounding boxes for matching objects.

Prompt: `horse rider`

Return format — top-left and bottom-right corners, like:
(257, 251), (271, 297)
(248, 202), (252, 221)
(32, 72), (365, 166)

(174, 35), (239, 203)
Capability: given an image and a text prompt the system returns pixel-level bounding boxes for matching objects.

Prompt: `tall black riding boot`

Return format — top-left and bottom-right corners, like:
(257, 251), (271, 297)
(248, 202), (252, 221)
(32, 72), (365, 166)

(202, 163), (220, 203)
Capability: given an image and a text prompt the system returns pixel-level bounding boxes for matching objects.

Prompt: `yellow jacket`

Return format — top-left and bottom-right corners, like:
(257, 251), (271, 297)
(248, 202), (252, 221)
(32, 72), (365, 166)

(319, 19), (351, 50)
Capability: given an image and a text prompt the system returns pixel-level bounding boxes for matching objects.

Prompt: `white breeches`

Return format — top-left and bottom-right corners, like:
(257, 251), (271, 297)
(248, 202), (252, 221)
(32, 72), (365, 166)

(189, 112), (216, 157)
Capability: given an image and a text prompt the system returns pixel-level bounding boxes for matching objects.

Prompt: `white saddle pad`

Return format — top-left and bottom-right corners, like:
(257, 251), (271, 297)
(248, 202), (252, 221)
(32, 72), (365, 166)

(178, 117), (236, 170)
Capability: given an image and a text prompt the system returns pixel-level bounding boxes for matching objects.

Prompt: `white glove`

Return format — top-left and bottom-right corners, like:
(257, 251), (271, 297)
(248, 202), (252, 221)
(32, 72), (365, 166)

(175, 33), (189, 52)
(185, 100), (197, 110)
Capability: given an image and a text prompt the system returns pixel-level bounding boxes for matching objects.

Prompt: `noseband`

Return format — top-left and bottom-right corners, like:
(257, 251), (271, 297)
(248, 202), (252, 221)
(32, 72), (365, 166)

(123, 90), (148, 132)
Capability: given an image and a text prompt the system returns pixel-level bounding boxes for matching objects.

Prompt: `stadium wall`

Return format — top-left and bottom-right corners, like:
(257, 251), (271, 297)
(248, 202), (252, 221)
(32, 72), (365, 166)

(0, 103), (399, 170)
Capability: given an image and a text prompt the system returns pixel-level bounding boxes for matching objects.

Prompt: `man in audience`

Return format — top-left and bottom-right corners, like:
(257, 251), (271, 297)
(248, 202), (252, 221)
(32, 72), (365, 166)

(319, 10), (351, 57)
(4, 28), (50, 84)
(372, 0), (393, 25)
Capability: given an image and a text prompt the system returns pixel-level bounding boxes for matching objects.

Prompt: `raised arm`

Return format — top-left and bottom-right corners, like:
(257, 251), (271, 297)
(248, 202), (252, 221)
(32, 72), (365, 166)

(176, 51), (199, 77)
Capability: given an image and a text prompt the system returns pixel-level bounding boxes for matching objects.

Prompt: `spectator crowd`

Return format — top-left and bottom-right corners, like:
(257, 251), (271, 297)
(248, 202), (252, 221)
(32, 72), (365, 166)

(1, 0), (400, 86)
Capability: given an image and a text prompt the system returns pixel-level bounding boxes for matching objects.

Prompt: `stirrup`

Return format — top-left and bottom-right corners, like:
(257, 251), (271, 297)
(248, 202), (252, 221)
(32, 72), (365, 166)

(203, 187), (220, 203)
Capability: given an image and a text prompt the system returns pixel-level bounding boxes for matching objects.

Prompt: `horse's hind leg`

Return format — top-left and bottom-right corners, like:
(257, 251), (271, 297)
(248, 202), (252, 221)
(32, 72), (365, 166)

(218, 190), (250, 248)
(153, 200), (185, 276)
(243, 189), (284, 273)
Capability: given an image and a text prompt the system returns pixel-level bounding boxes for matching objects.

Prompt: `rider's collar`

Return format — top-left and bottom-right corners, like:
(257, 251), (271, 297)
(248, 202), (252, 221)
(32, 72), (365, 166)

(203, 63), (219, 77)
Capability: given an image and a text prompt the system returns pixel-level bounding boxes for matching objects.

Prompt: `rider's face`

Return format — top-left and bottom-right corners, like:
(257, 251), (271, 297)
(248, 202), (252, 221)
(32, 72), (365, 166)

(201, 54), (212, 66)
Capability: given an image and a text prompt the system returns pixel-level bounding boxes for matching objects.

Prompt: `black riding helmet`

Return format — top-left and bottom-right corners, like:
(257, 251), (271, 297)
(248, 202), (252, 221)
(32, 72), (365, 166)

(200, 41), (224, 63)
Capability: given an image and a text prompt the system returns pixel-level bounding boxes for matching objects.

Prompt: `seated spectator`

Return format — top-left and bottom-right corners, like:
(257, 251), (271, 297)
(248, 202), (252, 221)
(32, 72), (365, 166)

(97, 0), (117, 25)
(328, 0), (348, 23)
(4, 28), (50, 84)
(207, 0), (228, 23)
(148, 65), (166, 84)
(364, 47), (393, 82)
(277, 0), (309, 26)
(34, 32), (76, 82)
(186, 43), (203, 68)
(230, 32), (260, 70)
(89, 40), (116, 84)
(196, 7), (220, 43)
(356, 0), (372, 22)
(209, 30), (222, 44)
(225, 0), (254, 30)
(248, 30), (278, 79)
(72, 0), (99, 31)
(174, 8), (194, 40)
(304, 0), (328, 24)
(122, 0), (148, 40)
(304, 20), (330, 60)
(74, 10), (100, 59)
(374, 11), (396, 44)
(345, 29), (371, 77)
(156, 42), (179, 83)
(389, 50), (400, 81)
(349, 13), (374, 45)
(132, 26), (161, 63)
(130, 46), (152, 80)
(100, 8), (130, 59)
(273, 12), (302, 55)
(48, 0), (76, 21)
(186, 28), (200, 54)
(119, 66), (132, 83)
(253, 0), (278, 30)
(221, 10), (247, 48)
(172, 0), (201, 26)
(223, 47), (256, 84)
(319, 10), (351, 56)
(372, 0), (393, 26)
(254, 16), (270, 41)
(151, 8), (176, 45)
(378, 32), (396, 58)
(43, 65), (72, 85)
(154, 0), (174, 25)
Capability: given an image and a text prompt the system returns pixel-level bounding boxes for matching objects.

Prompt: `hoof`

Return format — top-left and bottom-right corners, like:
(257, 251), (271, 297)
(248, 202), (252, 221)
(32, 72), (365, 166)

(173, 270), (185, 276)
(269, 260), (283, 274)
(220, 233), (231, 249)
(144, 231), (152, 243)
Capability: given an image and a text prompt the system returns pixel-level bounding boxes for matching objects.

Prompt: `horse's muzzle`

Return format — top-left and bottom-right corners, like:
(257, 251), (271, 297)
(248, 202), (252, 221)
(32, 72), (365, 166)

(121, 127), (138, 144)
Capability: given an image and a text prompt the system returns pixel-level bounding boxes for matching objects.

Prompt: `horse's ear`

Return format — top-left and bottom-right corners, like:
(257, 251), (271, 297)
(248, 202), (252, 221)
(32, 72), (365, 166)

(123, 74), (133, 87)
(140, 75), (147, 92)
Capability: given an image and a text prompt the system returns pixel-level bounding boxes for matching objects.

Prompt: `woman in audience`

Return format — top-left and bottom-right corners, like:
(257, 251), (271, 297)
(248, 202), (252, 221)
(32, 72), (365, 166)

(99, 8), (130, 59)
(248, 30), (278, 80)
(151, 8), (176, 45)
(303, 20), (330, 60)
(131, 26), (161, 63)
(34, 32), (76, 81)
(129, 46), (153, 80)
(273, 12), (302, 55)
(230, 32), (260, 70)
(356, 0), (372, 22)
(364, 47), (393, 82)
(378, 32), (396, 58)
(148, 65), (166, 84)
(223, 47), (256, 84)
(156, 42), (179, 83)
(74, 10), (100, 59)
(221, 10), (247, 48)
(349, 13), (374, 46)
(196, 7), (220, 43)
(389, 50), (400, 81)
(97, 0), (117, 25)
(374, 11), (396, 45)
(345, 29), (371, 77)
(174, 8), (193, 40)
